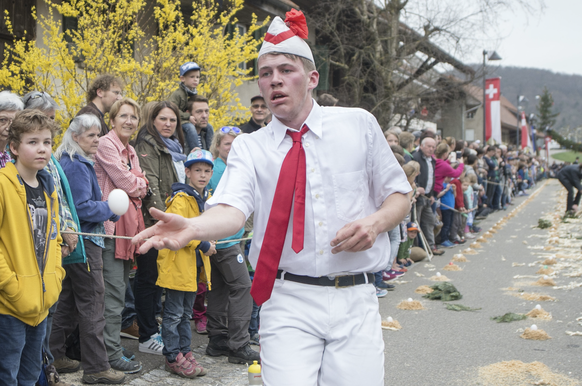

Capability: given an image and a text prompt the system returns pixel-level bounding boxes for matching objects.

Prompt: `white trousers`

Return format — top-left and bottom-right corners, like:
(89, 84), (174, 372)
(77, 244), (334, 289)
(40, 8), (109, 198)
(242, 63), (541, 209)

(259, 278), (384, 386)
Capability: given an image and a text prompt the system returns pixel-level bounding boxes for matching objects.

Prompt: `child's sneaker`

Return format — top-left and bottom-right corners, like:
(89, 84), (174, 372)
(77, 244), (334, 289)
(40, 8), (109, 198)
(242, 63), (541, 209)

(440, 240), (455, 248)
(184, 352), (207, 376)
(165, 353), (199, 378)
(195, 317), (207, 334)
(376, 288), (388, 298)
(464, 232), (476, 239)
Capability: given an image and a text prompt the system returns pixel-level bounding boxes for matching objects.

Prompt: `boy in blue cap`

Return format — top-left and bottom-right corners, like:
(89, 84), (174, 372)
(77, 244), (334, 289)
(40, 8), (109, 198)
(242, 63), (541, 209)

(157, 149), (216, 378)
(169, 62), (214, 153)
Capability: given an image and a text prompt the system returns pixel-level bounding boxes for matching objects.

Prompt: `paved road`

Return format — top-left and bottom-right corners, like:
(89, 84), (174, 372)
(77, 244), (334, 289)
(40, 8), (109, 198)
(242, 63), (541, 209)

(379, 179), (582, 386)
(61, 179), (582, 385)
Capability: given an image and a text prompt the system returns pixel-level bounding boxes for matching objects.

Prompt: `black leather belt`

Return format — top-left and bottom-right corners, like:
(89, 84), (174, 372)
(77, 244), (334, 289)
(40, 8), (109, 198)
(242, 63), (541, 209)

(276, 270), (374, 288)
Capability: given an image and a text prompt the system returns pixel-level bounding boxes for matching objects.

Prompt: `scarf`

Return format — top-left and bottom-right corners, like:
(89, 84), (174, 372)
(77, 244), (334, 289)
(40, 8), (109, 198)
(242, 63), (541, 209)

(180, 82), (198, 97)
(161, 136), (187, 162)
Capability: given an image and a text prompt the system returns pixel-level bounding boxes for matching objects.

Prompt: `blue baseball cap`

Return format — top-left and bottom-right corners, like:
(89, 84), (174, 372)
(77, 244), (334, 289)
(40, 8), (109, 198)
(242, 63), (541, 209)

(407, 222), (419, 232)
(180, 62), (201, 77)
(184, 149), (214, 168)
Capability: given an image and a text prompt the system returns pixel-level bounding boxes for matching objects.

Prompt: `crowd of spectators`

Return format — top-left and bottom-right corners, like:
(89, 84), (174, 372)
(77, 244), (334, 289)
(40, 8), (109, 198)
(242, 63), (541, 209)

(0, 69), (556, 384)
(372, 126), (551, 297)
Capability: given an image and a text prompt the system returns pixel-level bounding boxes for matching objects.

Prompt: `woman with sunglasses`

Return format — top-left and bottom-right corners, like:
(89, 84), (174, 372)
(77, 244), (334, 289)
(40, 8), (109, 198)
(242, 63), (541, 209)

(133, 101), (186, 357)
(204, 126), (259, 364)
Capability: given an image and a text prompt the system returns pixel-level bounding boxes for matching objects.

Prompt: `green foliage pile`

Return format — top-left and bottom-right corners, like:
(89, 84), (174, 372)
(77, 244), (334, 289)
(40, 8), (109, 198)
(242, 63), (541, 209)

(423, 282), (462, 301)
(537, 219), (552, 229)
(491, 312), (527, 323)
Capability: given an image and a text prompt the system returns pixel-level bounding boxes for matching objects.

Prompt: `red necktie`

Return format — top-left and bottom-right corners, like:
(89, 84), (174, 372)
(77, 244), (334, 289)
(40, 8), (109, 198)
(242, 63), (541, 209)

(250, 125), (309, 305)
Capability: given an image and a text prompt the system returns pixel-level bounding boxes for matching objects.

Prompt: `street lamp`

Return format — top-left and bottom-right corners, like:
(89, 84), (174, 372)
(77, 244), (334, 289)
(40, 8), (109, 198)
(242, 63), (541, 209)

(482, 50), (502, 143)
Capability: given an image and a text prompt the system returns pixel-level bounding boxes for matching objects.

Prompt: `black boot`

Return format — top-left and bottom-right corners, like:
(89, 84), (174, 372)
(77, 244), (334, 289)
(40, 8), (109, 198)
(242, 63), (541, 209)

(228, 342), (261, 364)
(206, 335), (229, 357)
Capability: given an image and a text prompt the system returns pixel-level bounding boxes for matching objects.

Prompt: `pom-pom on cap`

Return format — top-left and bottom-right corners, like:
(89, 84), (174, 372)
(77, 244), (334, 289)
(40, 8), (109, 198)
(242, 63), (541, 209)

(259, 9), (314, 63)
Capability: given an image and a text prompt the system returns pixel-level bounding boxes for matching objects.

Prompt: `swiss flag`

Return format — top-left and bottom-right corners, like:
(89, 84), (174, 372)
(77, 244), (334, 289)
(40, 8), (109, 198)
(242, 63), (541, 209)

(485, 78), (501, 144)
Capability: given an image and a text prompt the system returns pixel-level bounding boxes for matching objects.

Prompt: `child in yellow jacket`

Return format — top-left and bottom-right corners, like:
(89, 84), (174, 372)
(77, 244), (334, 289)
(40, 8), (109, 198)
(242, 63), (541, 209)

(0, 110), (65, 383)
(156, 149), (215, 379)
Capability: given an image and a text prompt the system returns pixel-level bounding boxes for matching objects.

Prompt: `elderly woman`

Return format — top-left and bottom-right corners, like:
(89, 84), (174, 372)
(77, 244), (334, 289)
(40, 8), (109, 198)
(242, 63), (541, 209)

(95, 98), (147, 374)
(0, 91), (24, 167)
(51, 115), (124, 384)
(133, 101), (185, 355)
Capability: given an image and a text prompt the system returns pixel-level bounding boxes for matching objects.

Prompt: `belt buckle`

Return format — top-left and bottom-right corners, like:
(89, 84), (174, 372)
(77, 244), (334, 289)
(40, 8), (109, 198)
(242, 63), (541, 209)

(334, 275), (355, 288)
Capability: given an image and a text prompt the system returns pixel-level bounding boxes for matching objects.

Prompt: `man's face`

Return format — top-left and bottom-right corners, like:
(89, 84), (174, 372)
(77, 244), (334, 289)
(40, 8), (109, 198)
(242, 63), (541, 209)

(191, 102), (209, 129)
(257, 54), (319, 128)
(0, 110), (17, 142)
(98, 84), (123, 113)
(420, 138), (436, 157)
(250, 98), (268, 124)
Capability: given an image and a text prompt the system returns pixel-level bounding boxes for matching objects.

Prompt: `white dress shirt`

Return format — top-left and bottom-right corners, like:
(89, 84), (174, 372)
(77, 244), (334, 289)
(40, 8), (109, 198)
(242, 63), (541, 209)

(207, 101), (411, 277)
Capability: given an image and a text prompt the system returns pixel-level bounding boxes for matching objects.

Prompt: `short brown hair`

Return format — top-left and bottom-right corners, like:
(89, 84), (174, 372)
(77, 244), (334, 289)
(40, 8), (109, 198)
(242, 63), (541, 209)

(109, 98), (141, 126)
(8, 109), (58, 158)
(87, 74), (123, 103)
(187, 95), (209, 112)
(399, 132), (415, 150)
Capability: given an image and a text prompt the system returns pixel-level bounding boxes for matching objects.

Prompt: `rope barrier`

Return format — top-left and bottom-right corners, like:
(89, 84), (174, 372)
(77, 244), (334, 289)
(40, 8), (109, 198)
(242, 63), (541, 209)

(61, 231), (253, 245)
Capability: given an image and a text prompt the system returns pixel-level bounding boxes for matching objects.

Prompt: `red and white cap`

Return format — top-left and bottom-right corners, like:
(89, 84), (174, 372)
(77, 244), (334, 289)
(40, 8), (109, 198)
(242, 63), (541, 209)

(258, 9), (314, 63)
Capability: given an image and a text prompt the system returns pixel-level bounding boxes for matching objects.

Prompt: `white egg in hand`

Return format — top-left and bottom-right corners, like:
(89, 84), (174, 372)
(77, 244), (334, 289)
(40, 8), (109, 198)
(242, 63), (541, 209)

(108, 189), (129, 216)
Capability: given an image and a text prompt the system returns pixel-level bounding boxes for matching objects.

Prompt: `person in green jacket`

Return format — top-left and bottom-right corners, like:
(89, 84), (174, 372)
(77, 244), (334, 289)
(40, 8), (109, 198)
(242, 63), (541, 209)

(168, 62), (214, 153)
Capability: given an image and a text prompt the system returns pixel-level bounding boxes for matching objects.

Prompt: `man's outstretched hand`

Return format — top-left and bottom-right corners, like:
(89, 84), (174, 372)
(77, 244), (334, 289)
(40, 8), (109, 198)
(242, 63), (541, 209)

(133, 208), (195, 254)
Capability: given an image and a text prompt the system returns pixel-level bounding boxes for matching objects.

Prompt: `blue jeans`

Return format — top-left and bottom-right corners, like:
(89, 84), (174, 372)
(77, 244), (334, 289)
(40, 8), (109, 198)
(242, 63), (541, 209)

(121, 276), (136, 330)
(440, 209), (454, 243)
(44, 301), (58, 364)
(248, 300), (261, 336)
(0, 315), (47, 386)
(161, 289), (196, 362)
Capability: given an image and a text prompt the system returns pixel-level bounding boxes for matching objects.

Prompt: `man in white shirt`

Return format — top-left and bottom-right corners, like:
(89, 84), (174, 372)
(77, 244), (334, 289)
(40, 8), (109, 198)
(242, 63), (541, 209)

(134, 10), (411, 386)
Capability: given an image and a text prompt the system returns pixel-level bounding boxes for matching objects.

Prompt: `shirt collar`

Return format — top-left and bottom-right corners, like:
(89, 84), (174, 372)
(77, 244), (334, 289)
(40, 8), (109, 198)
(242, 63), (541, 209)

(269, 99), (323, 148)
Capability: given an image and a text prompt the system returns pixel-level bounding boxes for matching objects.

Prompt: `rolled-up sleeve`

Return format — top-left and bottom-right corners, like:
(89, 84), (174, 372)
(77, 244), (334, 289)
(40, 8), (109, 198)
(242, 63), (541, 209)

(366, 114), (411, 207)
(205, 136), (256, 219)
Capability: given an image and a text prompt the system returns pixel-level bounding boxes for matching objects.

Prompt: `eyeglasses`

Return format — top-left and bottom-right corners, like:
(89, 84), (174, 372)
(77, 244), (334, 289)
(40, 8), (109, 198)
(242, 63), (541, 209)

(219, 126), (241, 135)
(23, 91), (51, 106)
(251, 104), (267, 109)
(0, 117), (13, 127)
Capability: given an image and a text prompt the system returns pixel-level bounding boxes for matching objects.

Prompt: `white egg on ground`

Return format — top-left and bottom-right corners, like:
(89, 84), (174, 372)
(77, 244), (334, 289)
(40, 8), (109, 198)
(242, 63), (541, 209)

(530, 324), (538, 331)
(387, 317), (393, 323)
(407, 298), (413, 302)
(108, 189), (130, 216)
(535, 304), (541, 310)
(436, 272), (441, 277)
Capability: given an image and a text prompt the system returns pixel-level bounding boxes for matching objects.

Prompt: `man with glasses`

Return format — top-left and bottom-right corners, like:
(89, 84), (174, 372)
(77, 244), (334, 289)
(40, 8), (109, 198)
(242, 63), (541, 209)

(240, 96), (269, 134)
(76, 74), (123, 137)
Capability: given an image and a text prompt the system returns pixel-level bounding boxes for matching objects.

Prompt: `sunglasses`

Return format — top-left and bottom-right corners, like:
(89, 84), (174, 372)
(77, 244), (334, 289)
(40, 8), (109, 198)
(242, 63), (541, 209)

(219, 126), (241, 135)
(23, 91), (51, 106)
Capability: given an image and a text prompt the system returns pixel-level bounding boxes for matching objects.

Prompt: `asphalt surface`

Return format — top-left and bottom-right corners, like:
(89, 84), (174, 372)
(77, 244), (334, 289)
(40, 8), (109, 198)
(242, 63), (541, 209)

(379, 179), (582, 386)
(60, 179), (582, 385)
